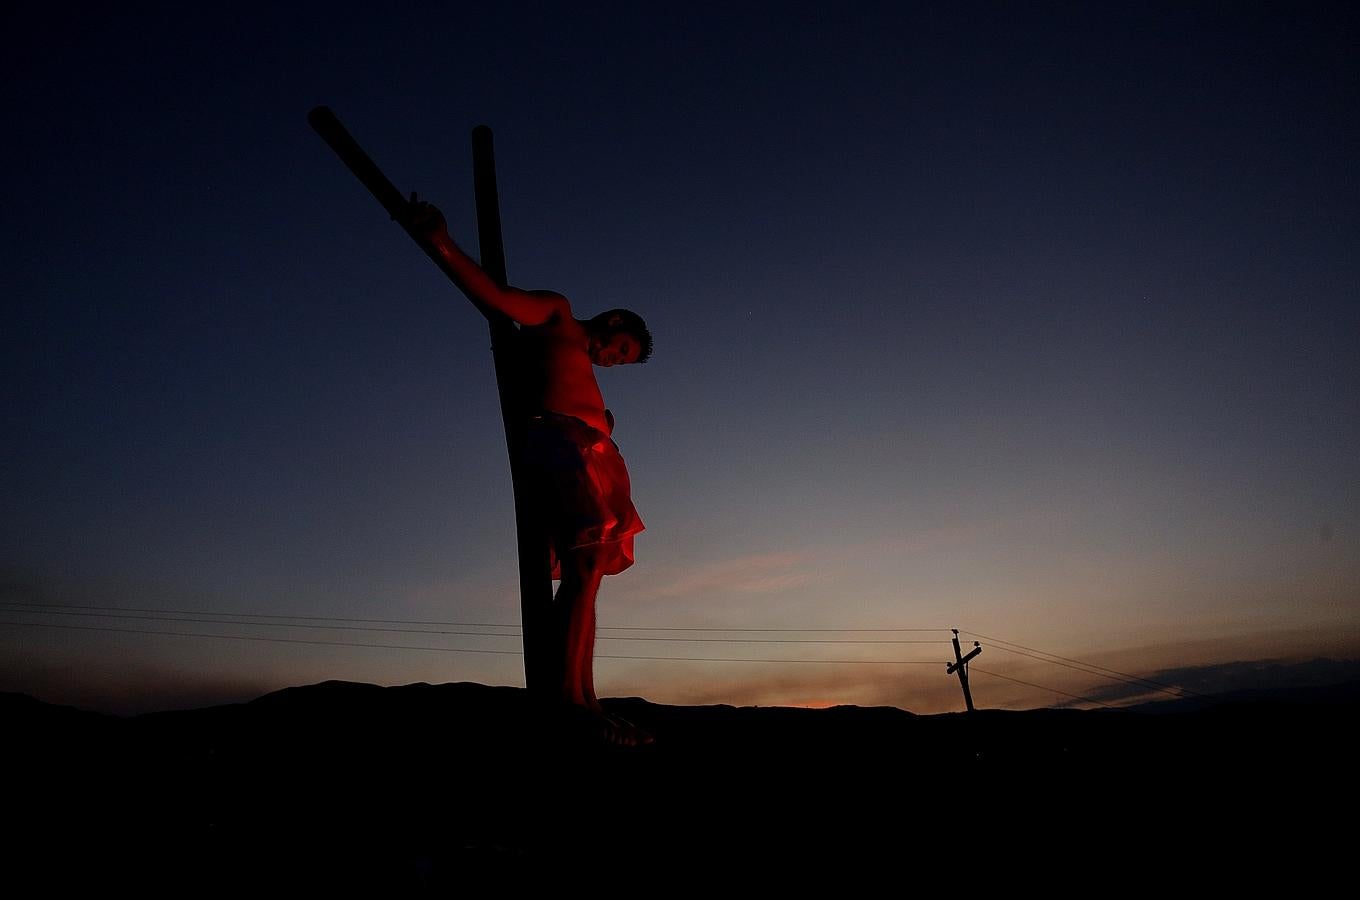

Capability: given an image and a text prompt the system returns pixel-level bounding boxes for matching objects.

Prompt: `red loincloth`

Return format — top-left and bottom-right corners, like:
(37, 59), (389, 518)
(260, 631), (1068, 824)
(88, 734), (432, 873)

(523, 413), (644, 579)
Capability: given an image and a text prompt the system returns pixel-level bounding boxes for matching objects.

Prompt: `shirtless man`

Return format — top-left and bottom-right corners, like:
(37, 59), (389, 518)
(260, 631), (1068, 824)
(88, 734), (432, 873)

(409, 197), (652, 744)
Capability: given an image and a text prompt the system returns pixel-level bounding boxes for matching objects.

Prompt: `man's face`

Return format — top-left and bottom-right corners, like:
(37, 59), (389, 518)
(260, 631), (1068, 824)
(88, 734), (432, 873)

(591, 331), (641, 367)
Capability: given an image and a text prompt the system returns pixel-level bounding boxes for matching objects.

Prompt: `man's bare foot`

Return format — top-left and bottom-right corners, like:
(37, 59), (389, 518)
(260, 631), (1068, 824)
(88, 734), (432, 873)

(554, 703), (653, 748)
(603, 713), (654, 747)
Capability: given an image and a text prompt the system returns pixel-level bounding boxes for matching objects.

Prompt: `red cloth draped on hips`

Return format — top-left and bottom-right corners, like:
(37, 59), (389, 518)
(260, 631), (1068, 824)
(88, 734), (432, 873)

(524, 413), (645, 579)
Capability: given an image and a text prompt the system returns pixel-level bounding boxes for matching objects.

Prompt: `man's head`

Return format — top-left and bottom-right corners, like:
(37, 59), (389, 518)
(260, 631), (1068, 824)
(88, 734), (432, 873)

(586, 309), (653, 367)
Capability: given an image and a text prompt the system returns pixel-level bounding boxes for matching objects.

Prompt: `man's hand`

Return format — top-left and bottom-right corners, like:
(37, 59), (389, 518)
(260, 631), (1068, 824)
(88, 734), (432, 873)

(405, 192), (447, 241)
(401, 191), (566, 325)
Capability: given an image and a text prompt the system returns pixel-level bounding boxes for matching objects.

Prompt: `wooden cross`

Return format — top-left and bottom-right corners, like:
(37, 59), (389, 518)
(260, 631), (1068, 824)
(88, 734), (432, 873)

(308, 108), (556, 695)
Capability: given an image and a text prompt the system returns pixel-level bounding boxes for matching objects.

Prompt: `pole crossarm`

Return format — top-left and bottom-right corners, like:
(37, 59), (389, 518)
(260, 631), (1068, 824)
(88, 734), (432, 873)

(946, 645), (981, 675)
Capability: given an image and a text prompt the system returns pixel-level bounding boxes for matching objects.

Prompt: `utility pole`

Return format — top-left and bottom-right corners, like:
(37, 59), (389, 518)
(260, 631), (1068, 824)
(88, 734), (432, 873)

(947, 629), (982, 713)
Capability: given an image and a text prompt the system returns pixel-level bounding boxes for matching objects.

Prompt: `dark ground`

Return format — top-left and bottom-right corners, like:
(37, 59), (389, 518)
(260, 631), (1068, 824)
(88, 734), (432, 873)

(5, 680), (1355, 886)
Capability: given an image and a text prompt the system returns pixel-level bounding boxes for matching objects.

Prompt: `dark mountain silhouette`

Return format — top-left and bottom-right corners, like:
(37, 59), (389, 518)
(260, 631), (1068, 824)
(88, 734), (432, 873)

(6, 680), (1353, 883)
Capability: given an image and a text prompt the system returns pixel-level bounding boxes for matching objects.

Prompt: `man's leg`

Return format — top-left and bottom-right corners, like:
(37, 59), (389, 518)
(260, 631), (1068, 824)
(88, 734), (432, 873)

(555, 547), (605, 710)
(554, 548), (653, 745)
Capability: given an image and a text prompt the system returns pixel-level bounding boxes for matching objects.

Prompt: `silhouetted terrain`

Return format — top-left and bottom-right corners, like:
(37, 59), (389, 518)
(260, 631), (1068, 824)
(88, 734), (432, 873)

(6, 681), (1354, 884)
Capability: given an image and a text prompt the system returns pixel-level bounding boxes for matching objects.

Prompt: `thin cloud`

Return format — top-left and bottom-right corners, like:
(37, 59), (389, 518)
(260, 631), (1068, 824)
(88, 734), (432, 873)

(839, 524), (995, 560)
(1071, 657), (1360, 706)
(634, 551), (816, 601)
(622, 527), (981, 605)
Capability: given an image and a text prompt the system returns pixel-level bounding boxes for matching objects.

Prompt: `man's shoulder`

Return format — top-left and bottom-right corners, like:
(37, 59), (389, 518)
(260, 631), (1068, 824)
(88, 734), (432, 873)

(522, 291), (582, 335)
(515, 290), (570, 325)
(524, 289), (571, 311)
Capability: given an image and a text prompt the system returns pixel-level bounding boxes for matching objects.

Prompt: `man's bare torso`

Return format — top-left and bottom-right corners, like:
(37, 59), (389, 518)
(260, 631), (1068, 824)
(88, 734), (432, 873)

(524, 304), (610, 435)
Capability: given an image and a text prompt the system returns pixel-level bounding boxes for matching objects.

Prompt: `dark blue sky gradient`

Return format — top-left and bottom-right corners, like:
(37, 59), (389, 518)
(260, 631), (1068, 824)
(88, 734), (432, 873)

(3, 2), (1357, 712)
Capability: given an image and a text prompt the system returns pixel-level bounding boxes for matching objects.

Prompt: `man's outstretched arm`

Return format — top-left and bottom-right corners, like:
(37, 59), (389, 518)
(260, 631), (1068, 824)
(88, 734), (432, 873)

(409, 198), (566, 326)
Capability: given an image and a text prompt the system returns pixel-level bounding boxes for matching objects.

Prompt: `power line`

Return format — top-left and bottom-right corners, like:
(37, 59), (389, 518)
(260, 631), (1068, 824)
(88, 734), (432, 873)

(969, 667), (1115, 709)
(0, 601), (519, 629)
(0, 603), (1200, 705)
(960, 630), (1203, 698)
(1, 620), (521, 656)
(613, 656), (944, 665)
(604, 625), (949, 633)
(0, 601), (949, 634)
(1, 607), (519, 637)
(976, 643), (1195, 700)
(612, 636), (948, 644)
(0, 606), (950, 644)
(0, 620), (949, 665)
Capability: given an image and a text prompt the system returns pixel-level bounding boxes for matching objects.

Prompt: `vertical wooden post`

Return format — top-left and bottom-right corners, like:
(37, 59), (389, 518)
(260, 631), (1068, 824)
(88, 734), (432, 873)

(470, 127), (556, 698)
(947, 629), (982, 713)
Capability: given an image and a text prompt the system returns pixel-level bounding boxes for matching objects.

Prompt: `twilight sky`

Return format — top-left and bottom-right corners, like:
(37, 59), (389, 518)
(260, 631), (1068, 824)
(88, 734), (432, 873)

(3, 1), (1357, 714)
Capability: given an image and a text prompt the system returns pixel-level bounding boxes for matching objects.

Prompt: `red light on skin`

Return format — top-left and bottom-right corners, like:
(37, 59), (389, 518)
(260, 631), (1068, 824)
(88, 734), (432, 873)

(413, 198), (653, 746)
